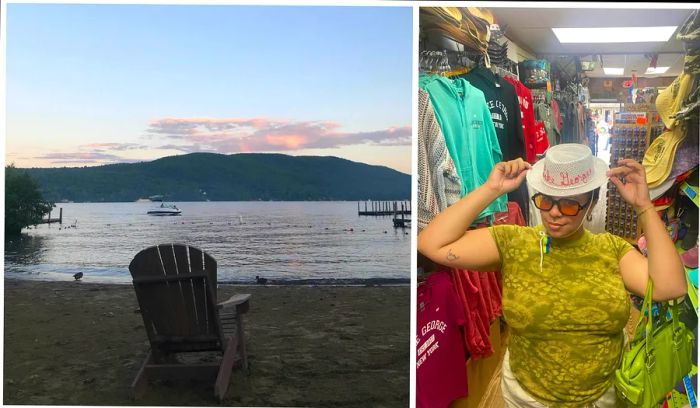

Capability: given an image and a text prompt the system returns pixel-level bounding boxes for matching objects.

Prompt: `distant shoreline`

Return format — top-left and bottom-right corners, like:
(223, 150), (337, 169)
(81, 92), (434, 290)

(4, 276), (411, 287)
(22, 153), (411, 203)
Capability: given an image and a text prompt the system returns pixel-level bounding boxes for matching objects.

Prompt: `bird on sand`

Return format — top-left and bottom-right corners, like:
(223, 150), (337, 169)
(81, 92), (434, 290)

(255, 275), (268, 285)
(73, 272), (83, 281)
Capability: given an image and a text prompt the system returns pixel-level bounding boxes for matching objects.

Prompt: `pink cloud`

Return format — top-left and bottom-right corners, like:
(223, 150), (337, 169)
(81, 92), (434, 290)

(147, 117), (411, 154)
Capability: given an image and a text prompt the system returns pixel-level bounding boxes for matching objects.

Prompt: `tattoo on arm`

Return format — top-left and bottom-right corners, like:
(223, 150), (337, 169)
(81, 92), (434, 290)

(446, 248), (459, 261)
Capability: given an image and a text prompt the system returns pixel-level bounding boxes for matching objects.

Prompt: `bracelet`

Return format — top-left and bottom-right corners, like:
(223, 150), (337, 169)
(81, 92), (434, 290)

(636, 206), (656, 218)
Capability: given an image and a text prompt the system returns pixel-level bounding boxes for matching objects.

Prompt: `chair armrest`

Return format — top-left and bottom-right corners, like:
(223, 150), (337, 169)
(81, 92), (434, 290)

(218, 294), (251, 314)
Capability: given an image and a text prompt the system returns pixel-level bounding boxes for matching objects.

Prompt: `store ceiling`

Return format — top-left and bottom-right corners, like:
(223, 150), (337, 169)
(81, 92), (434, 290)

(488, 7), (695, 79)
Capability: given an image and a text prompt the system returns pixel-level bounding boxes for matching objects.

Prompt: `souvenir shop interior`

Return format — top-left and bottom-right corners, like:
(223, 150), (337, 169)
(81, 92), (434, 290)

(417, 5), (699, 408)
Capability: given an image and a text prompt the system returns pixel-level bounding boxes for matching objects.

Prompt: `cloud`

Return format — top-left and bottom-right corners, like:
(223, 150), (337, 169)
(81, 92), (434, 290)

(147, 117), (411, 154)
(28, 143), (151, 165)
(81, 143), (146, 151)
(35, 152), (136, 165)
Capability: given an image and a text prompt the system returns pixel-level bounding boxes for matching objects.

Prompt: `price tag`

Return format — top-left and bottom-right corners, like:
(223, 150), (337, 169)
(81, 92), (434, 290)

(684, 184), (697, 200)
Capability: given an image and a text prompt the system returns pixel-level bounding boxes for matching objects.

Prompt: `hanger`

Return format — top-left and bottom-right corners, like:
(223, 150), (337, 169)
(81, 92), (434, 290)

(443, 50), (481, 77)
(445, 66), (473, 78)
(419, 50), (450, 75)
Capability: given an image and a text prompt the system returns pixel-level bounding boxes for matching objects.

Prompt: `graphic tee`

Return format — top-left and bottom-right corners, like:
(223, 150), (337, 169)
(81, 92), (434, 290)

(487, 224), (634, 407)
(460, 67), (529, 223)
(417, 271), (468, 408)
(534, 121), (551, 156)
(503, 76), (539, 164)
(460, 67), (525, 162)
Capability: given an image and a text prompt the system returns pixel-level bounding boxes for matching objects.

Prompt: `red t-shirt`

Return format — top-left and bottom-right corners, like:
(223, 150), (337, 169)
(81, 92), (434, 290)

(534, 120), (550, 155)
(417, 271), (468, 407)
(504, 77), (538, 163)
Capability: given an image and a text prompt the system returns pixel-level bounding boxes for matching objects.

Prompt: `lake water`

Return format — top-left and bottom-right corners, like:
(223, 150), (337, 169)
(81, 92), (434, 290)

(4, 201), (411, 285)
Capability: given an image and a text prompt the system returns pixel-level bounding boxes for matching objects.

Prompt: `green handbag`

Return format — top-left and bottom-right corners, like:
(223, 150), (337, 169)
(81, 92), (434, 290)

(614, 279), (695, 407)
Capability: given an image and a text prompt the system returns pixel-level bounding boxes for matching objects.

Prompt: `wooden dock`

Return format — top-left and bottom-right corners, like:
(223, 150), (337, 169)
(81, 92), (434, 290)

(357, 200), (411, 216)
(392, 201), (411, 228)
(393, 217), (411, 228)
(38, 207), (63, 225)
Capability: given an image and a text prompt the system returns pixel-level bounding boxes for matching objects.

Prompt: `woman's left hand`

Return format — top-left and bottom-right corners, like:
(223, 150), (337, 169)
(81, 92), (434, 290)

(607, 159), (653, 210)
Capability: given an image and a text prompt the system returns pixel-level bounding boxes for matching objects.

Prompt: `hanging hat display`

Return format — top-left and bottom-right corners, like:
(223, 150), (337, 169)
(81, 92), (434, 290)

(664, 130), (699, 182)
(655, 72), (694, 129)
(420, 7), (488, 55)
(643, 125), (688, 188)
(649, 177), (677, 200)
(676, 9), (700, 74)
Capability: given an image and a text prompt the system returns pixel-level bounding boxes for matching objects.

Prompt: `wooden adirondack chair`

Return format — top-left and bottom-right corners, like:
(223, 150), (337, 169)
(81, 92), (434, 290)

(128, 243), (251, 401)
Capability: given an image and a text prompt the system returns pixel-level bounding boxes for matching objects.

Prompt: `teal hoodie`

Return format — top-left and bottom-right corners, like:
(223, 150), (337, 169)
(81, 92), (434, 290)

(420, 74), (507, 220)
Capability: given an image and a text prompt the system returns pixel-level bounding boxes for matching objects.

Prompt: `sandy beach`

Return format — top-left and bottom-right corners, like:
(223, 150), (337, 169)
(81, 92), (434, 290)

(4, 279), (410, 407)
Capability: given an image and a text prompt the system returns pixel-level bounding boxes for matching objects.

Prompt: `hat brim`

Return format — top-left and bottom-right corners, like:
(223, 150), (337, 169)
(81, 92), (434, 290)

(526, 155), (609, 196)
(649, 177), (676, 200)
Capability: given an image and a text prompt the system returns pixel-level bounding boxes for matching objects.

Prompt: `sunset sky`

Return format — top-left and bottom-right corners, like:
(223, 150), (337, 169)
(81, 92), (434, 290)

(5, 4), (413, 173)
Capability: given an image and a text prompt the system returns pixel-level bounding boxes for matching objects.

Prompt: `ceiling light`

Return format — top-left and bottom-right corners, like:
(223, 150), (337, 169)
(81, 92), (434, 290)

(645, 66), (670, 74)
(604, 67), (625, 75)
(552, 26), (677, 43)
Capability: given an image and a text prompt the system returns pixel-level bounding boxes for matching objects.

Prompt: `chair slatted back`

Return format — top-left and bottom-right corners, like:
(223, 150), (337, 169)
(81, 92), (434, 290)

(129, 244), (224, 352)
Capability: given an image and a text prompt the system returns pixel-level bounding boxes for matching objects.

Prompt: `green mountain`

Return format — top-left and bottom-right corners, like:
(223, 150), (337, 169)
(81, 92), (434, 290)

(20, 153), (411, 202)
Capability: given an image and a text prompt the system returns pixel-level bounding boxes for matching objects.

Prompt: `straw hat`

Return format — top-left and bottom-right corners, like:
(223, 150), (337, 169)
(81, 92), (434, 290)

(442, 7), (462, 22)
(526, 144), (608, 196)
(420, 7), (487, 54)
(467, 7), (495, 25)
(649, 137), (698, 199)
(643, 126), (687, 188)
(656, 72), (694, 129)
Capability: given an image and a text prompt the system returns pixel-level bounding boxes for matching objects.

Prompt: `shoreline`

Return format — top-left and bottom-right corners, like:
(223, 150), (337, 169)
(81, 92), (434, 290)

(4, 279), (410, 406)
(4, 276), (412, 287)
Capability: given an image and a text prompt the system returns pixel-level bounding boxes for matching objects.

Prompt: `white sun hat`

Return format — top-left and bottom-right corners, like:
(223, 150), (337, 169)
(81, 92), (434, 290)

(649, 177), (676, 200)
(526, 143), (609, 197)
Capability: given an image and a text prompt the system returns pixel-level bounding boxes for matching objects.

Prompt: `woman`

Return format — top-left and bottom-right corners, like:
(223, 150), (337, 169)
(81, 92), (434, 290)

(417, 143), (687, 408)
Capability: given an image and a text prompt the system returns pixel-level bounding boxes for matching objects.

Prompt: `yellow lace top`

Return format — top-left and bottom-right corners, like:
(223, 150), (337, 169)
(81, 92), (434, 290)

(488, 224), (634, 407)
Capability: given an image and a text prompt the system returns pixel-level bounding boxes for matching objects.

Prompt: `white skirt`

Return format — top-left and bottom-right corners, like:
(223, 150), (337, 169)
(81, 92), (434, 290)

(501, 349), (622, 408)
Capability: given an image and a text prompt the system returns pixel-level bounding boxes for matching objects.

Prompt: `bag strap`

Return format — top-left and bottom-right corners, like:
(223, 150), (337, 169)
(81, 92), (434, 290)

(633, 278), (686, 365)
(643, 279), (654, 360)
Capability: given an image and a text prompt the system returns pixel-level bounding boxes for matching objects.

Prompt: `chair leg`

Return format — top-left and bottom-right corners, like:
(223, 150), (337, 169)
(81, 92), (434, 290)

(214, 337), (238, 401)
(237, 316), (248, 371)
(131, 350), (153, 400)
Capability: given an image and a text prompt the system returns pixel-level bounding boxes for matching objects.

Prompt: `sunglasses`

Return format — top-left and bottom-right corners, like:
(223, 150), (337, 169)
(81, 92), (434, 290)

(531, 193), (591, 216)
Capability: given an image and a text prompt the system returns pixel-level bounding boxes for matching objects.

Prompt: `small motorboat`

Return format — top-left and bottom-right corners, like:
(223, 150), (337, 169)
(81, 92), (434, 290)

(147, 202), (182, 216)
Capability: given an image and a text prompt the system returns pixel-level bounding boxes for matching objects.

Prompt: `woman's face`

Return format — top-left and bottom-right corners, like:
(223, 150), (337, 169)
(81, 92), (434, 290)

(535, 192), (594, 238)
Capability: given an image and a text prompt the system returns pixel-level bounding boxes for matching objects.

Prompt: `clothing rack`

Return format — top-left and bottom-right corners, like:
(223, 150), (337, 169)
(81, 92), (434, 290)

(420, 49), (490, 77)
(419, 50), (451, 75)
(491, 64), (518, 80)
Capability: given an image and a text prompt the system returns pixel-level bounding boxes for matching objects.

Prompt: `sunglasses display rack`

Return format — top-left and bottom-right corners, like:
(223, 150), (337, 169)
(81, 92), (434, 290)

(605, 109), (654, 241)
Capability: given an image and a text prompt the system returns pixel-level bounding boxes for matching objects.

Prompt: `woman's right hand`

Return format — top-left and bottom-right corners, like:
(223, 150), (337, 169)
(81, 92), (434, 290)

(485, 158), (532, 195)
